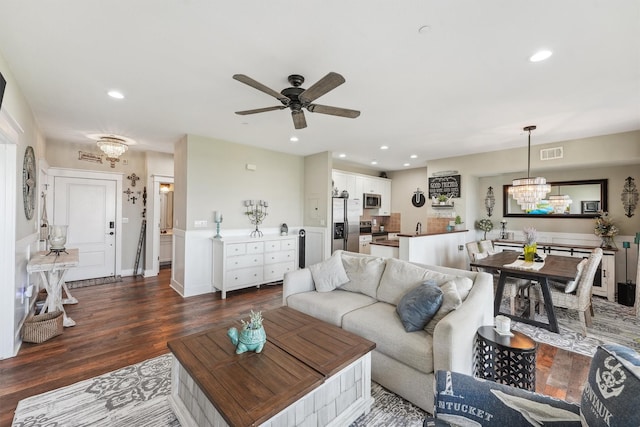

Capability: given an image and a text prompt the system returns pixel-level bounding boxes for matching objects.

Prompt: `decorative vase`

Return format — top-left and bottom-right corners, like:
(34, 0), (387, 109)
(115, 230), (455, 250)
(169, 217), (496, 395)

(523, 243), (537, 262)
(227, 325), (267, 354)
(600, 236), (615, 249)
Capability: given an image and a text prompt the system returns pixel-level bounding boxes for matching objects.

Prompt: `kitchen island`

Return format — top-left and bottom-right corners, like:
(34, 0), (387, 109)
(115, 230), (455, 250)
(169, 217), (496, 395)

(398, 230), (469, 269)
(370, 239), (400, 258)
(370, 230), (469, 269)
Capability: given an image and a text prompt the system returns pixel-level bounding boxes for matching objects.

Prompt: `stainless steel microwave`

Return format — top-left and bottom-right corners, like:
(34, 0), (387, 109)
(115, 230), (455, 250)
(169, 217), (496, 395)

(363, 193), (382, 209)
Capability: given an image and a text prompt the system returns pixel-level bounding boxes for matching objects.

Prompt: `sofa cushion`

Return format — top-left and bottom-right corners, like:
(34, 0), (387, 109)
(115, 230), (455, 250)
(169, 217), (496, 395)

(424, 280), (462, 334)
(342, 302), (434, 375)
(377, 258), (472, 306)
(580, 344), (640, 427)
(396, 280), (443, 332)
(308, 252), (349, 292)
(338, 252), (387, 298)
(285, 289), (377, 327)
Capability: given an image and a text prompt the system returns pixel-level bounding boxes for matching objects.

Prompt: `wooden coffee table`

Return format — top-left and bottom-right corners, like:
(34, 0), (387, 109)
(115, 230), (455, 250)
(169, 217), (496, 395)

(167, 306), (376, 427)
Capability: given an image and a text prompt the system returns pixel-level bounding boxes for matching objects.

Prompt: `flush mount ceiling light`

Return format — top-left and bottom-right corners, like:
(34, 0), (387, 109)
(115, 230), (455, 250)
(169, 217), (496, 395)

(89, 134), (134, 168)
(508, 125), (551, 211)
(530, 50), (552, 62)
(107, 90), (124, 99)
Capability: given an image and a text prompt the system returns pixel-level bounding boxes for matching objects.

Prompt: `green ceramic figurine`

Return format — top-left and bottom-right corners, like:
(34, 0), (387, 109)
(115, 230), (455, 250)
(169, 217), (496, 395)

(227, 310), (266, 354)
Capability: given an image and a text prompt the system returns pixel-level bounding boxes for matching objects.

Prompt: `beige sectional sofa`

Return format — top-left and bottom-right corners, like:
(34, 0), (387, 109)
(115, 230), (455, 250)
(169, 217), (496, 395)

(282, 250), (494, 413)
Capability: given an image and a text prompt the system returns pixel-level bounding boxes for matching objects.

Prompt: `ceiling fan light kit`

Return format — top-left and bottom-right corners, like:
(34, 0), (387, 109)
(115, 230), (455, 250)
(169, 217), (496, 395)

(233, 72), (360, 129)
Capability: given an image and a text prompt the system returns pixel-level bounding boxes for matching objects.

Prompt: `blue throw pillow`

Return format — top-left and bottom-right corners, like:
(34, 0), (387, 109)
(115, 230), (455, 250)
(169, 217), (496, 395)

(396, 280), (443, 332)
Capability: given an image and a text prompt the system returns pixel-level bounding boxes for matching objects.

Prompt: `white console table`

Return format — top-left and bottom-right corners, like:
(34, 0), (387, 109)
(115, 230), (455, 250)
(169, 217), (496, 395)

(493, 240), (616, 301)
(212, 235), (298, 299)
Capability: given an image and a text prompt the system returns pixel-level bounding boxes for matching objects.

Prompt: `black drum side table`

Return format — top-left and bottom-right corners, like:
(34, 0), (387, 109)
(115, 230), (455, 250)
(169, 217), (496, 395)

(474, 325), (537, 391)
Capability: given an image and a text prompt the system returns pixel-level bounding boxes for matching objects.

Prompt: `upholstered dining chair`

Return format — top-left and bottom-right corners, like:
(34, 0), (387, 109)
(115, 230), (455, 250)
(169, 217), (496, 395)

(466, 241), (532, 315)
(531, 247), (603, 335)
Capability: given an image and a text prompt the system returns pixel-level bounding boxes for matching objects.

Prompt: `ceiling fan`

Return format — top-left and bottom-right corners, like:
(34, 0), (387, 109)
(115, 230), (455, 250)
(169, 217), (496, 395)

(233, 72), (360, 129)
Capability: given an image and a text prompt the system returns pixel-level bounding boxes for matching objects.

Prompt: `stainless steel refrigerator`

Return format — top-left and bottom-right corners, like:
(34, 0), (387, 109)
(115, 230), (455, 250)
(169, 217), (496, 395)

(332, 197), (361, 253)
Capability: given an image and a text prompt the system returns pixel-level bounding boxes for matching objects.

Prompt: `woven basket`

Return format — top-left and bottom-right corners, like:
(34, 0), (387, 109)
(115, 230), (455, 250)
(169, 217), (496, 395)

(22, 310), (64, 343)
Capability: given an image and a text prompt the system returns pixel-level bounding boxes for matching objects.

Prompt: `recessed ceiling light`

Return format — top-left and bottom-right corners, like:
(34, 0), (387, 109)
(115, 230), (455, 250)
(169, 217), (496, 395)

(403, 163), (411, 167)
(338, 153), (346, 158)
(380, 145), (389, 150)
(371, 160), (378, 165)
(530, 50), (552, 62)
(290, 136), (299, 142)
(410, 154), (418, 159)
(107, 90), (124, 99)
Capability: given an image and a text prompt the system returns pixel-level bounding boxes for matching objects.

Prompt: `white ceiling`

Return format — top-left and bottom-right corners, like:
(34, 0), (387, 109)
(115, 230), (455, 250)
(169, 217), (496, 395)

(0, 1), (638, 171)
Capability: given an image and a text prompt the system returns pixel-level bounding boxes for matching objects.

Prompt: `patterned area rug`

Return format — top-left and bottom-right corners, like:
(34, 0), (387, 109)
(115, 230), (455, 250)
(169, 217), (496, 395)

(12, 354), (426, 427)
(503, 295), (640, 357)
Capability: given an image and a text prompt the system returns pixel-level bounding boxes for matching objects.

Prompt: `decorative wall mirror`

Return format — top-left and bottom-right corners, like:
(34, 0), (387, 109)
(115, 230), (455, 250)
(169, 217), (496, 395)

(503, 179), (608, 218)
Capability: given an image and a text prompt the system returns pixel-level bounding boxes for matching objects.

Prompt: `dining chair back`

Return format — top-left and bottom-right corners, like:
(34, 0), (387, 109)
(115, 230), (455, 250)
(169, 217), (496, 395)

(534, 248), (603, 335)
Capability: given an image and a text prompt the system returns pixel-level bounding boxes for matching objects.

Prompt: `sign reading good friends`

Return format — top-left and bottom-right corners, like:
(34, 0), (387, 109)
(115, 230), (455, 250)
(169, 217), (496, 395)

(428, 175), (461, 199)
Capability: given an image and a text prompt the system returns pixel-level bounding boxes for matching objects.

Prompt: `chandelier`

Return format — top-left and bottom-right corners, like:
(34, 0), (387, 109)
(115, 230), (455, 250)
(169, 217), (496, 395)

(508, 125), (551, 211)
(548, 193), (573, 214)
(97, 136), (129, 168)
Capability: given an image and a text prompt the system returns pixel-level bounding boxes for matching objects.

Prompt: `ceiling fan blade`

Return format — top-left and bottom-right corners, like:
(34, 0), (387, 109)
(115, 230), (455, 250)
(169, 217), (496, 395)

(307, 104), (360, 118)
(292, 111), (307, 129)
(299, 72), (345, 104)
(235, 106), (286, 115)
(233, 74), (290, 104)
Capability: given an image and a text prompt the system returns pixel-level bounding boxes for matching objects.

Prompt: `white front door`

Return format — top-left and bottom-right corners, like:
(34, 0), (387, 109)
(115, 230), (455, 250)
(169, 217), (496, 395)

(53, 176), (117, 281)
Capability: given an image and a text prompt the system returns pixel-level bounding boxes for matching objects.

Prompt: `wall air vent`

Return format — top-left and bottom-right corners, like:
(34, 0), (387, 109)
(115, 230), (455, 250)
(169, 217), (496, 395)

(540, 146), (563, 161)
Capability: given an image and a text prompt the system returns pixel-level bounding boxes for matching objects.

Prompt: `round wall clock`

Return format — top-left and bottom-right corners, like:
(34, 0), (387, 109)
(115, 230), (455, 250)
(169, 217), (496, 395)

(22, 146), (36, 220)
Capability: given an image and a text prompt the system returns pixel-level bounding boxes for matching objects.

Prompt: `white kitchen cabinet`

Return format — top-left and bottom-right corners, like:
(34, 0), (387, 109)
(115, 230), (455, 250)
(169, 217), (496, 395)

(378, 178), (392, 215)
(160, 233), (173, 263)
(213, 235), (297, 299)
(359, 234), (372, 254)
(493, 240), (616, 301)
(332, 170), (358, 199)
(335, 170), (392, 216)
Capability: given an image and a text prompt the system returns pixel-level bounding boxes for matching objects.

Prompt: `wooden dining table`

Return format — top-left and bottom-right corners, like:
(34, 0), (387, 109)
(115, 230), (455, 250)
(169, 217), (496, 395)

(470, 250), (582, 333)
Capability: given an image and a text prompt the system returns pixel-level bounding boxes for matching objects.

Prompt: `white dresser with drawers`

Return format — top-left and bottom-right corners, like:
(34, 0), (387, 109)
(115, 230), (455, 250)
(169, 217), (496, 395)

(212, 235), (298, 299)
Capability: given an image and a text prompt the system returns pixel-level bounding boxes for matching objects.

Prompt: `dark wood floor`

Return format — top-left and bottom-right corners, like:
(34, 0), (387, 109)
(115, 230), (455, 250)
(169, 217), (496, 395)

(0, 269), (591, 426)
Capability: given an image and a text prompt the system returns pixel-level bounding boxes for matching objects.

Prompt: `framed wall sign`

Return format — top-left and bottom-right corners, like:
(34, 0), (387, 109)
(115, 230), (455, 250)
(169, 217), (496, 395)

(428, 174), (461, 199)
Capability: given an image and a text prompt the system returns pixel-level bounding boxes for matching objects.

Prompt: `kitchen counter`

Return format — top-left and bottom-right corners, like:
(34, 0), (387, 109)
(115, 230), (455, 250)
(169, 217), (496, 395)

(397, 229), (468, 237)
(370, 239), (399, 247)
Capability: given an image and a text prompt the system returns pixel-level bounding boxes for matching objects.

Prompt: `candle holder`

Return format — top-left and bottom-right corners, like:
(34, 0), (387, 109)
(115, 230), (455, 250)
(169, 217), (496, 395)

(244, 200), (268, 238)
(47, 225), (69, 255)
(214, 211), (223, 239)
(499, 219), (508, 240)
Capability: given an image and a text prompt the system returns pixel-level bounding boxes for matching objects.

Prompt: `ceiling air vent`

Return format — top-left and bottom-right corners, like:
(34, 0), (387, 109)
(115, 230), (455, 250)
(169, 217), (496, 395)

(540, 146), (563, 161)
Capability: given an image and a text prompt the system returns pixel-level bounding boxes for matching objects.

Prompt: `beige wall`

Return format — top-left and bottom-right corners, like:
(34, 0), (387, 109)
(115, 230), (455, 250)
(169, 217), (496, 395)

(304, 151), (332, 228)
(425, 131), (640, 237)
(0, 52), (44, 241)
(181, 134), (305, 230)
